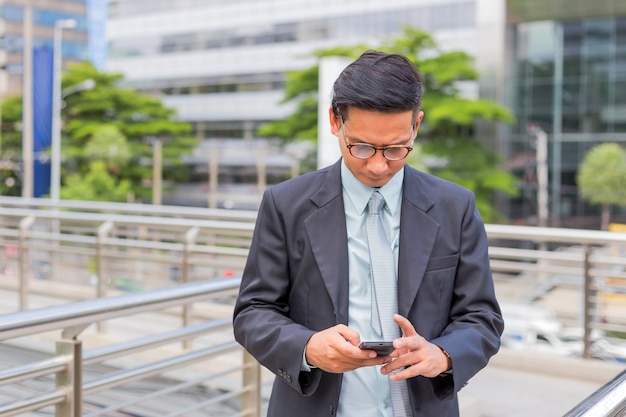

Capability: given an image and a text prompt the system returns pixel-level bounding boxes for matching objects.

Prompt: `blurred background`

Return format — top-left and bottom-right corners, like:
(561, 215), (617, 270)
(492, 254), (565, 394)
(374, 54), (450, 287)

(0, 2), (626, 415)
(1, 0), (626, 229)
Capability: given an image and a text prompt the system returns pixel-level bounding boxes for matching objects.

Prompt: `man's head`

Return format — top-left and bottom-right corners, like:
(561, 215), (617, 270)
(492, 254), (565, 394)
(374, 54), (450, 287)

(330, 51), (423, 124)
(329, 51), (424, 187)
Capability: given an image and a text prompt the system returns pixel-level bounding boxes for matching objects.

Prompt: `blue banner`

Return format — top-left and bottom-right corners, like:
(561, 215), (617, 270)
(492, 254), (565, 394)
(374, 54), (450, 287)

(32, 46), (53, 198)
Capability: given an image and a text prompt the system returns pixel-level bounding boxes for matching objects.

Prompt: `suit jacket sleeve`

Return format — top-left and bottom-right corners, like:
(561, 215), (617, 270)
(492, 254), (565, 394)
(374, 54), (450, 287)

(233, 180), (332, 396)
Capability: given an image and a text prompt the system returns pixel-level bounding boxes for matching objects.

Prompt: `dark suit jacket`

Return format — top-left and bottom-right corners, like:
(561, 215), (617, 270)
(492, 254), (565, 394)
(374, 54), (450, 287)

(233, 160), (504, 417)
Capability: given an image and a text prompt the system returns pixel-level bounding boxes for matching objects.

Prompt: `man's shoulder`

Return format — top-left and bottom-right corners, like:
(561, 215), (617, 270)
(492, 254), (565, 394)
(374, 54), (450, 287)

(270, 164), (336, 195)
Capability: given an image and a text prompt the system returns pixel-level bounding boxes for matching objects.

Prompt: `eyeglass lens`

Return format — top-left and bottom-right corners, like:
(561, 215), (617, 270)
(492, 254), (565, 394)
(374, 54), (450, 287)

(350, 144), (409, 160)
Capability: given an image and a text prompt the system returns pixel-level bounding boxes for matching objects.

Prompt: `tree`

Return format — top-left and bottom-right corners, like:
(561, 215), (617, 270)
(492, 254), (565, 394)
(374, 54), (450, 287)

(577, 143), (626, 230)
(61, 160), (132, 202)
(62, 62), (198, 202)
(0, 62), (198, 202)
(258, 27), (518, 222)
(0, 96), (23, 196)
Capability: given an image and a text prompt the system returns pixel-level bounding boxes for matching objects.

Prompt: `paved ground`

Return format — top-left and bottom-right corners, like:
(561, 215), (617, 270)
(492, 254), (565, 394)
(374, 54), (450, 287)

(460, 356), (614, 417)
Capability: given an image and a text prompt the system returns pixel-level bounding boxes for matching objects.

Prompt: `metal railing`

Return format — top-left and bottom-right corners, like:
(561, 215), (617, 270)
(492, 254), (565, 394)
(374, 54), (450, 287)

(0, 278), (263, 417)
(0, 197), (255, 314)
(563, 368), (626, 417)
(1, 197), (626, 416)
(485, 224), (626, 359)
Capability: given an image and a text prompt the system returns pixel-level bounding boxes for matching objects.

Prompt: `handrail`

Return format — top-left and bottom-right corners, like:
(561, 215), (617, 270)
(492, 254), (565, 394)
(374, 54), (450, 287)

(0, 278), (259, 417)
(0, 278), (240, 341)
(563, 369), (626, 417)
(486, 224), (626, 245)
(0, 206), (255, 232)
(0, 196), (258, 222)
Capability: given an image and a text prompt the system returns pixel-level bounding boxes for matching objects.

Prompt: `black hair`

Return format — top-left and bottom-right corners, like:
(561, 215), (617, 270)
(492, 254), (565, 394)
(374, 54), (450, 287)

(331, 51), (423, 123)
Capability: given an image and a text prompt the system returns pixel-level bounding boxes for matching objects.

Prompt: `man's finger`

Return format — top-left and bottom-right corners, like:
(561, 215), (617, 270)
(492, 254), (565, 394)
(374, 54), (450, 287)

(393, 314), (417, 337)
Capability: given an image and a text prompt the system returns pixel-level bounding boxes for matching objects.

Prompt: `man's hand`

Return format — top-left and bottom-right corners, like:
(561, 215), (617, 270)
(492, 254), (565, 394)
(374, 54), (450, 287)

(305, 324), (388, 373)
(380, 314), (452, 380)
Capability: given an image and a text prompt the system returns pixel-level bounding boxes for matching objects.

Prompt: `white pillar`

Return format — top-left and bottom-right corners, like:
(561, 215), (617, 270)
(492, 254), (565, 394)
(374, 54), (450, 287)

(51, 19), (76, 204)
(317, 56), (351, 169)
(21, 6), (33, 198)
(475, 0), (508, 151)
(528, 124), (550, 228)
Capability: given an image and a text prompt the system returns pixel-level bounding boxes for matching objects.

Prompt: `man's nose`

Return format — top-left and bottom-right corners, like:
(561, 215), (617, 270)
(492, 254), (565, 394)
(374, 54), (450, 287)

(367, 151), (389, 171)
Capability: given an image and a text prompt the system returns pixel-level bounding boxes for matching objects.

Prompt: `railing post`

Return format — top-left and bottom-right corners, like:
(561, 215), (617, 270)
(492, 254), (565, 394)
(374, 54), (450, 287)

(96, 221), (113, 333)
(582, 245), (593, 359)
(18, 215), (35, 311)
(182, 226), (199, 349)
(242, 350), (261, 417)
(55, 338), (82, 417)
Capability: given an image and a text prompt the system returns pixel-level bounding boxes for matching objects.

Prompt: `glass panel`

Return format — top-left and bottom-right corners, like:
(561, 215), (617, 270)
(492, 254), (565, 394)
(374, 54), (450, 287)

(563, 55), (581, 77)
(526, 21), (557, 62)
(561, 81), (581, 113)
(530, 62), (554, 78)
(617, 17), (626, 45)
(563, 21), (582, 77)
(561, 115), (581, 133)
(531, 80), (554, 110)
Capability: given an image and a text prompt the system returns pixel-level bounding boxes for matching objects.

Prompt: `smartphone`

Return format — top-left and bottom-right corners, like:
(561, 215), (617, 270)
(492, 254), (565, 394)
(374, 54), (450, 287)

(358, 341), (394, 356)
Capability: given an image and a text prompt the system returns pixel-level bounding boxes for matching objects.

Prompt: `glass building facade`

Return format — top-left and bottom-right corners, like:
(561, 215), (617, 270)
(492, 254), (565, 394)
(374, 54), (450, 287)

(107, 0), (626, 219)
(509, 17), (626, 227)
(106, 0), (486, 208)
(0, 0), (89, 96)
(108, 0), (478, 141)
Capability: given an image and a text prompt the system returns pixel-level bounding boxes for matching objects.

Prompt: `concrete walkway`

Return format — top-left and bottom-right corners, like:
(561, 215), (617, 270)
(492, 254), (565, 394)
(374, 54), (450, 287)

(459, 348), (623, 417)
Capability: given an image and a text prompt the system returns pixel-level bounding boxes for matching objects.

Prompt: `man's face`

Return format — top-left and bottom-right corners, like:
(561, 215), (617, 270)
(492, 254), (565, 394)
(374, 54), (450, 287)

(329, 107), (423, 188)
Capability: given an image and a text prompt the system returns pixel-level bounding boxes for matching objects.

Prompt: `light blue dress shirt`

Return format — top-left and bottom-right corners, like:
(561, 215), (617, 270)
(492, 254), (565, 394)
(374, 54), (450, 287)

(336, 160), (404, 417)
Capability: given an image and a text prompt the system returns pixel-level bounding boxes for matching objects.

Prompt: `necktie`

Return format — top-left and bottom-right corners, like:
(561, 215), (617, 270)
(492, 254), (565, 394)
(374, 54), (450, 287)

(366, 191), (412, 416)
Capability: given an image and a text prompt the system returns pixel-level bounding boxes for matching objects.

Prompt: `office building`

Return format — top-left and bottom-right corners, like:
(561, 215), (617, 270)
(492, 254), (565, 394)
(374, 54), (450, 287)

(107, 0), (626, 224)
(107, 0), (495, 208)
(507, 0), (626, 226)
(87, 0), (108, 71)
(0, 0), (89, 97)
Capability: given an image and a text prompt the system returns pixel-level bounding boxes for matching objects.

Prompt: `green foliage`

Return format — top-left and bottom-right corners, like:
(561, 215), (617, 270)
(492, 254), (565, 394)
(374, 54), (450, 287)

(577, 143), (626, 205)
(257, 26), (518, 222)
(61, 62), (197, 201)
(0, 96), (23, 195)
(84, 125), (131, 175)
(422, 137), (518, 222)
(257, 97), (318, 143)
(0, 61), (198, 202)
(61, 160), (132, 202)
(577, 143), (626, 229)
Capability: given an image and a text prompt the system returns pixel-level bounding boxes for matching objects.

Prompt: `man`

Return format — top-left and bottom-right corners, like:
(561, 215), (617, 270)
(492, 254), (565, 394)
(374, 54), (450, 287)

(233, 51), (503, 417)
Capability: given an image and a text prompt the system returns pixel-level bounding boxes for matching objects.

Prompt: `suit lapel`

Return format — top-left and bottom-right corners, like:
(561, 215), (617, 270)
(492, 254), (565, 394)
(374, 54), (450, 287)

(302, 164), (440, 323)
(304, 161), (350, 325)
(397, 168), (439, 317)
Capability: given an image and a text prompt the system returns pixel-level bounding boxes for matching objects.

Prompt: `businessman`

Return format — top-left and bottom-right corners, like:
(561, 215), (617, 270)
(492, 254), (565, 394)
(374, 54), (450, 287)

(234, 51), (504, 417)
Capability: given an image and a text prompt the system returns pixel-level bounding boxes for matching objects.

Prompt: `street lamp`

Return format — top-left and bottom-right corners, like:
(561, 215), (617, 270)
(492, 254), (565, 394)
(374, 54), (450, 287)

(62, 78), (95, 100)
(50, 19), (76, 204)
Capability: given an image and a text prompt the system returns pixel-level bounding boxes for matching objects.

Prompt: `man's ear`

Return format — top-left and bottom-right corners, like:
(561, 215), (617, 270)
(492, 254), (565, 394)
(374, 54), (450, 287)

(414, 111), (425, 133)
(329, 107), (341, 136)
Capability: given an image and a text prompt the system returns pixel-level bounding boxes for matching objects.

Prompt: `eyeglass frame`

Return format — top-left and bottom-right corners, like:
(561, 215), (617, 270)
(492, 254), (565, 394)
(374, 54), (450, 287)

(339, 116), (415, 161)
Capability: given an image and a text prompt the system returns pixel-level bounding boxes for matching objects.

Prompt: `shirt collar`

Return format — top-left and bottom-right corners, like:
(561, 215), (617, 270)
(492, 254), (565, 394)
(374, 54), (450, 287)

(341, 159), (404, 216)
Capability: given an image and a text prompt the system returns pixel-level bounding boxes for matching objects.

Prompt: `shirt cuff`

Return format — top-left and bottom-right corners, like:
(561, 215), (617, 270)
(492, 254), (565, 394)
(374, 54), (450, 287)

(301, 346), (317, 372)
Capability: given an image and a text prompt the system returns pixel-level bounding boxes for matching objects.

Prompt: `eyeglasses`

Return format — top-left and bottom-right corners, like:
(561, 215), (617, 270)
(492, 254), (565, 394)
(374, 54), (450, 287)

(340, 119), (414, 161)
